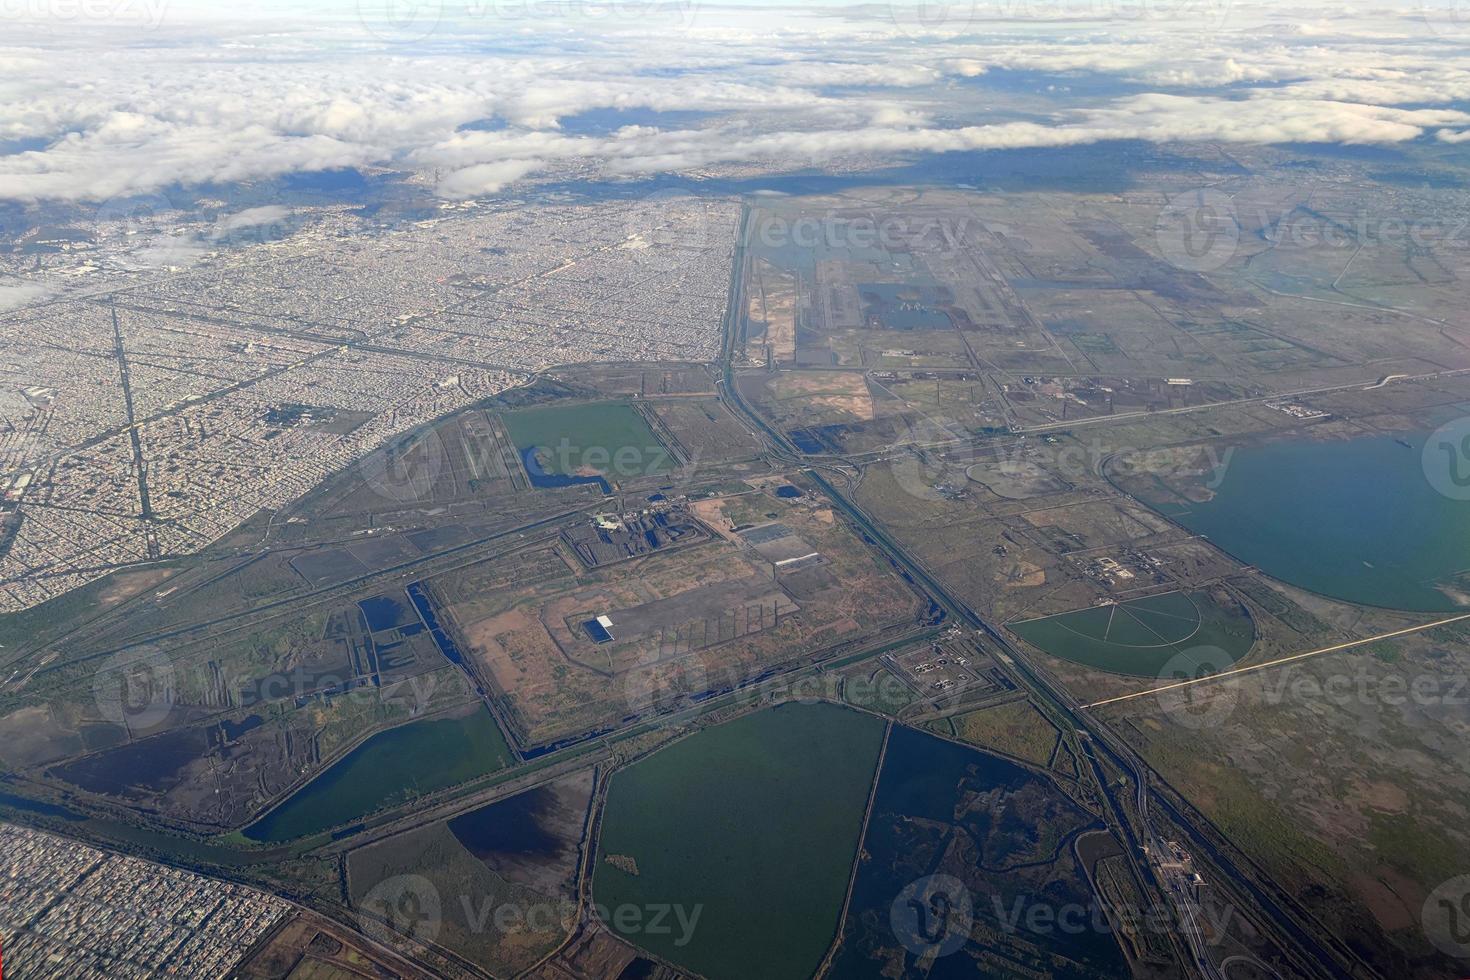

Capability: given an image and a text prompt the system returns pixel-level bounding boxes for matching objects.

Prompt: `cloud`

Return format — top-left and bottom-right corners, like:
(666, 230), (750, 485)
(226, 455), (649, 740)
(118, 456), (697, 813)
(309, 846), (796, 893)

(0, 281), (50, 312)
(131, 235), (209, 269)
(213, 205), (291, 235)
(437, 159), (542, 198)
(444, 89), (1470, 184)
(0, 4), (1465, 203)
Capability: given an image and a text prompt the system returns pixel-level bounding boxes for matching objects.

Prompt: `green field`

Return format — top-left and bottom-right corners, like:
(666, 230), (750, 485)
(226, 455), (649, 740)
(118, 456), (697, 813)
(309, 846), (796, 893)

(243, 707), (514, 843)
(592, 702), (886, 980)
(1009, 590), (1254, 677)
(501, 401), (671, 479)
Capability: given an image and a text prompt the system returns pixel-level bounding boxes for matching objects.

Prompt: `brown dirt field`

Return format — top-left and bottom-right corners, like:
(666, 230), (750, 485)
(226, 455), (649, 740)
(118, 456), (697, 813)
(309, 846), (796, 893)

(449, 494), (920, 744)
(1350, 779), (1410, 814)
(0, 704), (76, 767)
(464, 604), (570, 721)
(769, 371), (875, 420)
(998, 559), (1046, 588)
(97, 568), (177, 607)
(1349, 868), (1421, 932)
(747, 259), (799, 364)
(689, 497), (739, 538)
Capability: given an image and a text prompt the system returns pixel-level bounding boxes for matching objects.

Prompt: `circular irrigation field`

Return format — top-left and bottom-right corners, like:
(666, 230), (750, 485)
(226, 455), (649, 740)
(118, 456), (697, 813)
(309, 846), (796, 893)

(1008, 590), (1254, 677)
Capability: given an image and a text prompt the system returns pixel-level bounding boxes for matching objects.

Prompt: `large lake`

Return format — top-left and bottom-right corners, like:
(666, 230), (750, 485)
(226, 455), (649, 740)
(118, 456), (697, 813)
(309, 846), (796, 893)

(1143, 432), (1470, 613)
(243, 707), (514, 843)
(592, 702), (885, 980)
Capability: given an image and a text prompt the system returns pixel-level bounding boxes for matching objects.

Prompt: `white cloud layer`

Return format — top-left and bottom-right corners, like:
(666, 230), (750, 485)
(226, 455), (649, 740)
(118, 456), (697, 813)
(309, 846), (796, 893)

(213, 205), (290, 234)
(0, 281), (50, 311)
(0, 1), (1465, 202)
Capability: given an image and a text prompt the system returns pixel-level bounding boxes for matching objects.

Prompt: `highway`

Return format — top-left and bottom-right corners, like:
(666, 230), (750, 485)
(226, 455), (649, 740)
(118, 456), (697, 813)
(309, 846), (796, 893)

(712, 202), (1366, 980)
(797, 466), (1374, 980)
(803, 466), (1230, 979)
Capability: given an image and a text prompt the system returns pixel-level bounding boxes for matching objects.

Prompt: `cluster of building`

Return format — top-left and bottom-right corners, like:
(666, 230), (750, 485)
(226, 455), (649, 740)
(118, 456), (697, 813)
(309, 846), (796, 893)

(0, 823), (288, 978)
(1268, 401), (1330, 420)
(0, 195), (739, 611)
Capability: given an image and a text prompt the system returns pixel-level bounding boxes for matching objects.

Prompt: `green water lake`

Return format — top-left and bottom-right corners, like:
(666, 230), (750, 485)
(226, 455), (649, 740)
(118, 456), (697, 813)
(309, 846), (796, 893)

(243, 707), (514, 843)
(501, 401), (671, 482)
(592, 701), (886, 980)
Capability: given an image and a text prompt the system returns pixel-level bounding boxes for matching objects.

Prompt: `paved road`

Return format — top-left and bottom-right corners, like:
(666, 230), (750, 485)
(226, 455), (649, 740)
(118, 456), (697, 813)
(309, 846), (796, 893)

(713, 200), (1367, 980)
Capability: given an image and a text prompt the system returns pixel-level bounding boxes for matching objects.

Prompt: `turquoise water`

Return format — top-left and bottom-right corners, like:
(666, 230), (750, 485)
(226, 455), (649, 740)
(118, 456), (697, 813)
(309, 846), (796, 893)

(1150, 433), (1470, 613)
